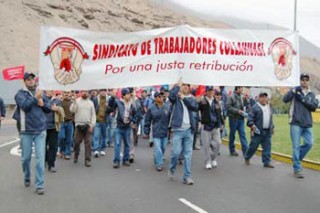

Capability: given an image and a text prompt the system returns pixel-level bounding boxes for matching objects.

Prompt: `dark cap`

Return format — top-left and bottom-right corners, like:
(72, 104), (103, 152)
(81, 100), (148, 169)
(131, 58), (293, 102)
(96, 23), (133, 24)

(191, 89), (197, 96)
(206, 86), (214, 92)
(259, 92), (268, 97)
(160, 86), (168, 92)
(300, 73), (310, 80)
(128, 87), (134, 93)
(100, 89), (107, 92)
(121, 88), (130, 96)
(215, 91), (222, 96)
(23, 72), (36, 80)
(154, 91), (164, 98)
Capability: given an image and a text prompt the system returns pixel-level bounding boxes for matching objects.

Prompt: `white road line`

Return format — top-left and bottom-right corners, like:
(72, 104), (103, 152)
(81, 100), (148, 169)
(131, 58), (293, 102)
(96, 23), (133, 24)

(0, 138), (20, 148)
(179, 198), (208, 213)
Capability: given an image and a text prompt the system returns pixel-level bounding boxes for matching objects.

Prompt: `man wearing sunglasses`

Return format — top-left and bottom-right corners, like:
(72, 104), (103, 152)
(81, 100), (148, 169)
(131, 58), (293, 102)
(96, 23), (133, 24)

(283, 73), (319, 178)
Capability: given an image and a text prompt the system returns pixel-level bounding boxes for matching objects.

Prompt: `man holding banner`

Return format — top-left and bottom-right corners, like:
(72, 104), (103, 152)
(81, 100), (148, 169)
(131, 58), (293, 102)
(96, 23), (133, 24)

(15, 73), (52, 195)
(168, 79), (198, 185)
(283, 73), (319, 178)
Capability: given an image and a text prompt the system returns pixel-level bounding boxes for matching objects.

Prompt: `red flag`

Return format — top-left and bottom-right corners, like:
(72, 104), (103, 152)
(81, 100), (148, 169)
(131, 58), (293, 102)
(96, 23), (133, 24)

(195, 85), (206, 97)
(2, 66), (25, 81)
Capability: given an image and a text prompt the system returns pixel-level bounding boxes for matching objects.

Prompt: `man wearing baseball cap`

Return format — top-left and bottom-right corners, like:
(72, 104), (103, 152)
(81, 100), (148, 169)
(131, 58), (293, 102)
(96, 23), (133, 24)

(245, 92), (275, 168)
(108, 88), (138, 168)
(15, 72), (53, 195)
(283, 73), (319, 178)
(198, 86), (224, 170)
(144, 91), (171, 171)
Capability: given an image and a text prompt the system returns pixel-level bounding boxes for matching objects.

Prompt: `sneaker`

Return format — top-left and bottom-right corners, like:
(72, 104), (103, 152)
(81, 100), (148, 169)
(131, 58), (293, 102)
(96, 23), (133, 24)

(294, 171), (304, 179)
(149, 142), (154, 147)
(129, 158), (134, 163)
(211, 160), (218, 168)
(100, 151), (106, 156)
(48, 167), (57, 173)
(24, 180), (30, 187)
(94, 151), (99, 158)
(168, 170), (175, 180)
(64, 155), (71, 160)
(230, 151), (239, 157)
(113, 162), (120, 169)
(245, 159), (250, 165)
(156, 166), (162, 172)
(205, 163), (212, 170)
(73, 156), (78, 164)
(193, 146), (201, 150)
(35, 188), (45, 195)
(182, 177), (194, 185)
(85, 160), (91, 167)
(122, 161), (131, 166)
(264, 163), (275, 168)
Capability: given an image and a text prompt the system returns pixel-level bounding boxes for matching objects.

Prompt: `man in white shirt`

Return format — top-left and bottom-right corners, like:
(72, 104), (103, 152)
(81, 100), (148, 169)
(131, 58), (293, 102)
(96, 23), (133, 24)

(244, 92), (275, 168)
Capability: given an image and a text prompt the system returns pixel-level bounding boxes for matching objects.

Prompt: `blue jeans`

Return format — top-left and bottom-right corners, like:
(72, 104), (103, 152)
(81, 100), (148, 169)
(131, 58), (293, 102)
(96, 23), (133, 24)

(58, 122), (74, 156)
(169, 129), (193, 180)
(229, 117), (248, 155)
(113, 127), (131, 164)
(106, 115), (115, 146)
(245, 130), (272, 165)
(93, 122), (107, 152)
(153, 137), (168, 167)
(21, 131), (46, 189)
(140, 115), (145, 136)
(290, 125), (314, 172)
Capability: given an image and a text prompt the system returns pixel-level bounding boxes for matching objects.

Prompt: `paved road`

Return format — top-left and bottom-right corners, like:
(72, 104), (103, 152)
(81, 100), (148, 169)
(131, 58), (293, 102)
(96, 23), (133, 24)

(0, 124), (319, 213)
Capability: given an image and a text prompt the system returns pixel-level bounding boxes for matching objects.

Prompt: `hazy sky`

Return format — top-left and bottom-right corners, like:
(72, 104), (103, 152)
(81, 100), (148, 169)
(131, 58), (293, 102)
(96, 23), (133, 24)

(169, 0), (320, 48)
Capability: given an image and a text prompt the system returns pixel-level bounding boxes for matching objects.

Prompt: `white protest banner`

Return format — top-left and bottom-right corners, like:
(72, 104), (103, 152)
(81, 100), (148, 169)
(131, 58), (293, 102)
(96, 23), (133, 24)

(39, 25), (299, 90)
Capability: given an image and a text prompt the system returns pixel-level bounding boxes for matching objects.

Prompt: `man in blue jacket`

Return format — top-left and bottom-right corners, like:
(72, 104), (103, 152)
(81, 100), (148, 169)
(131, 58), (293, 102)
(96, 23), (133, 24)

(15, 73), (52, 195)
(108, 88), (137, 168)
(144, 91), (171, 171)
(283, 73), (319, 178)
(245, 92), (275, 168)
(168, 79), (198, 185)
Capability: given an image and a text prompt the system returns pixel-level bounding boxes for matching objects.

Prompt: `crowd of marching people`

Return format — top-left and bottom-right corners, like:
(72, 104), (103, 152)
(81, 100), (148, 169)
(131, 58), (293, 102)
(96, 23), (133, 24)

(11, 72), (318, 195)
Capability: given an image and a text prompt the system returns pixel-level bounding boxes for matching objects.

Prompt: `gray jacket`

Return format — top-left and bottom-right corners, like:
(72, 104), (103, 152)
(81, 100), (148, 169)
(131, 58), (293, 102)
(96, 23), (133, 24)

(227, 92), (247, 119)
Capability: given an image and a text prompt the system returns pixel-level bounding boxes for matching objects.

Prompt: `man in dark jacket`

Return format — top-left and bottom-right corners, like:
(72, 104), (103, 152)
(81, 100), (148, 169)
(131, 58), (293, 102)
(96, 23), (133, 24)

(168, 79), (198, 185)
(198, 86), (224, 170)
(245, 92), (275, 168)
(283, 73), (319, 178)
(108, 88), (137, 168)
(15, 73), (52, 195)
(227, 86), (249, 156)
(44, 91), (62, 173)
(0, 96), (6, 128)
(144, 91), (171, 171)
